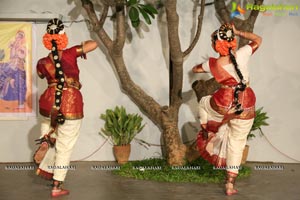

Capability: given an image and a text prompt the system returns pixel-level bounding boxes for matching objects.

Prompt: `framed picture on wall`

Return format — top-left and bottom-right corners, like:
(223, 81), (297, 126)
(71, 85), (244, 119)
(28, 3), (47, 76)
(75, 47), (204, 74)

(0, 22), (35, 119)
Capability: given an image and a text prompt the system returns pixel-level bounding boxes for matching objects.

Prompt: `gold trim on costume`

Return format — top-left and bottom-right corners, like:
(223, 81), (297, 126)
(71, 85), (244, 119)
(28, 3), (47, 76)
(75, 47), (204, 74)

(48, 78), (81, 90)
(76, 43), (87, 59)
(40, 109), (83, 120)
(76, 44), (84, 56)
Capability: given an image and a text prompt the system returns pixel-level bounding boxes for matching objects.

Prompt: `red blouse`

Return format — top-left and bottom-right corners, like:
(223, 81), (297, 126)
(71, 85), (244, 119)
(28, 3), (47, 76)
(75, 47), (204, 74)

(37, 46), (84, 119)
(203, 45), (256, 119)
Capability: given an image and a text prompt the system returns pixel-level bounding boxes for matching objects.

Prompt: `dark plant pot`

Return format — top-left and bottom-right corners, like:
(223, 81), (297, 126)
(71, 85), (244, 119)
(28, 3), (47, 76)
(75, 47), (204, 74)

(113, 144), (131, 164)
(241, 145), (249, 164)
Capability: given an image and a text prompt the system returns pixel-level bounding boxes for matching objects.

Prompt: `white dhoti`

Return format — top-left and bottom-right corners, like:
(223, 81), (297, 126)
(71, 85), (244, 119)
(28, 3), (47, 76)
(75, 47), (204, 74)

(38, 117), (82, 181)
(197, 95), (254, 174)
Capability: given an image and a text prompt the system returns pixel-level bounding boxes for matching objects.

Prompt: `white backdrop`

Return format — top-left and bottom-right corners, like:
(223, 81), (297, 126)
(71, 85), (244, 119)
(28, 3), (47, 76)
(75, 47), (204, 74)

(0, 0), (299, 163)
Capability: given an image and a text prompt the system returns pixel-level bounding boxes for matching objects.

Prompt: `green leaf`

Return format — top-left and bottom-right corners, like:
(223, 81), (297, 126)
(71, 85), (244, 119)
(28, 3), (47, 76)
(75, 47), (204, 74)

(249, 107), (269, 138)
(129, 6), (139, 22)
(100, 128), (111, 137)
(132, 19), (140, 28)
(137, 124), (145, 133)
(127, 0), (138, 6)
(141, 4), (158, 14)
(138, 6), (151, 24)
(100, 113), (105, 118)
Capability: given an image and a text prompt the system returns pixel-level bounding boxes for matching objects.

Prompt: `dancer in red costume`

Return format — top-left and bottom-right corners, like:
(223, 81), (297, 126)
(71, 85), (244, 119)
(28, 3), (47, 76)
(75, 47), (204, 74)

(35, 18), (98, 197)
(193, 23), (262, 196)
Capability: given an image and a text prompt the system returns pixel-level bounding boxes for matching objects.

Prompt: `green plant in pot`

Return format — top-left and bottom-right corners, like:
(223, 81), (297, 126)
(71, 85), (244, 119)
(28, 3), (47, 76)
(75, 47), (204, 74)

(100, 106), (145, 164)
(247, 107), (269, 140)
(242, 107), (269, 164)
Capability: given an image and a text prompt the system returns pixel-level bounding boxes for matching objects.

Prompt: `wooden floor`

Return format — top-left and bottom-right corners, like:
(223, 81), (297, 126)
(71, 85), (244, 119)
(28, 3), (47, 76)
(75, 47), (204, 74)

(0, 161), (299, 200)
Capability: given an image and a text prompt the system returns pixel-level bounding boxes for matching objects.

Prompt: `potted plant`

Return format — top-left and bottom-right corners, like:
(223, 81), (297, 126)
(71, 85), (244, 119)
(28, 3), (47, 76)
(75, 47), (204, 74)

(241, 107), (269, 164)
(100, 106), (145, 164)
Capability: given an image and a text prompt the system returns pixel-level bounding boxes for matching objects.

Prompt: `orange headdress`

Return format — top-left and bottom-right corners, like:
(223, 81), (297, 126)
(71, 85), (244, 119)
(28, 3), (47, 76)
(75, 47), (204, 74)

(42, 18), (68, 50)
(211, 23), (237, 56)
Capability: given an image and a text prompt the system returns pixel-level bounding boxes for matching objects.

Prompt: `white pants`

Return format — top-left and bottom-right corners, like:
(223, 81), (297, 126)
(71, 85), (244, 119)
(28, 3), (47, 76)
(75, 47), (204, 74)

(226, 118), (253, 173)
(38, 117), (82, 181)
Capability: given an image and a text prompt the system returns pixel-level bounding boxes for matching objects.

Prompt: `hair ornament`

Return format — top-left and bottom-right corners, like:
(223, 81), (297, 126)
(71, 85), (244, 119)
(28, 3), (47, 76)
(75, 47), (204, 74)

(47, 18), (65, 35)
(217, 23), (235, 42)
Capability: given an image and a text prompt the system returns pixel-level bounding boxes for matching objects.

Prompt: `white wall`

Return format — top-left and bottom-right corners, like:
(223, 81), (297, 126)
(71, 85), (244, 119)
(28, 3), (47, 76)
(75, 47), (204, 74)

(0, 0), (299, 163)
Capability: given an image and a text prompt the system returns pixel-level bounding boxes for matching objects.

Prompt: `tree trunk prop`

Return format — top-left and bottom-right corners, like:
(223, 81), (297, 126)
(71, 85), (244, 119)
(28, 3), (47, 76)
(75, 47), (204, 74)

(80, 0), (206, 165)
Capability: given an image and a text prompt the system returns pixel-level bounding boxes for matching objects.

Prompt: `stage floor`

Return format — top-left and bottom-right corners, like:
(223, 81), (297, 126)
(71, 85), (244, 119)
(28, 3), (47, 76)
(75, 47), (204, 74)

(0, 161), (299, 200)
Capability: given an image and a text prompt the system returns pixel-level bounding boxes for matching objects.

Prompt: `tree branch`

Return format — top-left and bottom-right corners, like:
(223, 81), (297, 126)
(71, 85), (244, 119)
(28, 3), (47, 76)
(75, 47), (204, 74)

(183, 0), (206, 57)
(113, 1), (126, 53)
(81, 0), (113, 49)
(214, 0), (230, 23)
(165, 0), (183, 111)
(99, 2), (109, 29)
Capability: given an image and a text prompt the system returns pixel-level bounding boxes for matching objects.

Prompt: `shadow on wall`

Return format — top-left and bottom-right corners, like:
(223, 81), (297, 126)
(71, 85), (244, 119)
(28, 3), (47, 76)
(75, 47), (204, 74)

(181, 89), (199, 144)
(181, 65), (213, 144)
(26, 116), (43, 182)
(27, 115), (43, 162)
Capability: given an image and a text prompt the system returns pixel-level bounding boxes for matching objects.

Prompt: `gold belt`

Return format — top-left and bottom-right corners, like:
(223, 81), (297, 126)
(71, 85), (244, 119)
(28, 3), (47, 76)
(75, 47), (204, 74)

(48, 79), (81, 90)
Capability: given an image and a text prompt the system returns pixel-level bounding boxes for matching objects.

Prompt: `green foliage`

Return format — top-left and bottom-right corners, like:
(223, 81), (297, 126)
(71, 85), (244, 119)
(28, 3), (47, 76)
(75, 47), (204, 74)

(248, 107), (269, 140)
(126, 0), (158, 28)
(100, 106), (145, 145)
(113, 158), (251, 183)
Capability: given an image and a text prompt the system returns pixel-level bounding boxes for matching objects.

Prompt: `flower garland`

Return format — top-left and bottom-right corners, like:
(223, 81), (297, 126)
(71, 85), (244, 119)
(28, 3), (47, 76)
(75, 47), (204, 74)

(42, 33), (68, 51)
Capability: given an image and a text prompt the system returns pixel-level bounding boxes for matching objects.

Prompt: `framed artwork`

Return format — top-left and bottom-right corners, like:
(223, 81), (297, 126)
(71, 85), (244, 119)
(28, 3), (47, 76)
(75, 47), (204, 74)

(0, 22), (35, 118)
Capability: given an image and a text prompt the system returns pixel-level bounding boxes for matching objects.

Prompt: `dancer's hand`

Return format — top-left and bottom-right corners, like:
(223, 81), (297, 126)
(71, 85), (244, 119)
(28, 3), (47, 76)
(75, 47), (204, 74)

(202, 129), (208, 140)
(232, 24), (239, 35)
(192, 64), (205, 73)
(201, 124), (209, 140)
